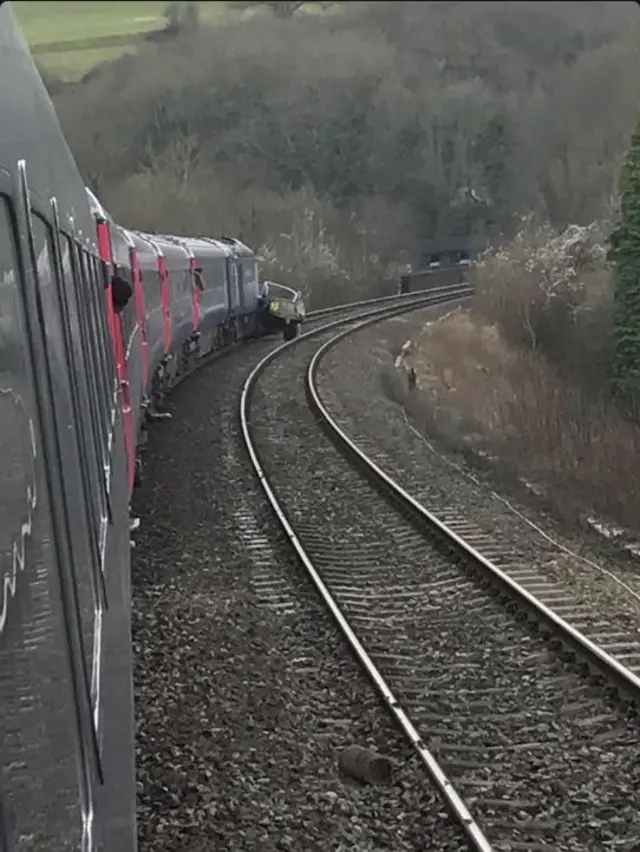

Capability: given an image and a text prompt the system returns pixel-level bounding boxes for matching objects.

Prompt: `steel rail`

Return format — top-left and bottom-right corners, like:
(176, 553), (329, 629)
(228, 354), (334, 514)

(240, 285), (494, 852)
(306, 281), (466, 319)
(308, 313), (640, 706)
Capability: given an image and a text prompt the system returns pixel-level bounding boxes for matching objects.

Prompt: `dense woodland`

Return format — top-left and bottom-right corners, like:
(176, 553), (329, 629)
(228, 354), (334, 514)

(48, 1), (640, 299)
(42, 0), (640, 522)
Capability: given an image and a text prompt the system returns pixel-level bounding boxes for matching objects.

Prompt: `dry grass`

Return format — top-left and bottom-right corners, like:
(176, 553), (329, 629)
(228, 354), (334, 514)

(388, 231), (640, 531)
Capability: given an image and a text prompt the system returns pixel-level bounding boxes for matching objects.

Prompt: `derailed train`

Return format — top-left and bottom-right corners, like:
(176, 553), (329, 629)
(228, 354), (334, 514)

(0, 3), (303, 850)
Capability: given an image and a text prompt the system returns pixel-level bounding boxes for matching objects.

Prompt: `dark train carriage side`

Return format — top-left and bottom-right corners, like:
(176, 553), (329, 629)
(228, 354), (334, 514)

(134, 231), (197, 388)
(129, 230), (168, 374)
(0, 3), (136, 850)
(212, 235), (262, 338)
(148, 233), (195, 358)
(173, 236), (234, 350)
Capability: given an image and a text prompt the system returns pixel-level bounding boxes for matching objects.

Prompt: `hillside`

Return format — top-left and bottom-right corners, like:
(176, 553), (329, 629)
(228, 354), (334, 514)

(13, 0), (227, 80)
(45, 1), (640, 303)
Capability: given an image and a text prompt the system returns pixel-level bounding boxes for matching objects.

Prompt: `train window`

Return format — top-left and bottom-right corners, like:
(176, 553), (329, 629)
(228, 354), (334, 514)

(87, 252), (114, 381)
(243, 260), (257, 287)
(180, 263), (189, 295)
(96, 255), (119, 417)
(29, 213), (103, 660)
(237, 261), (245, 307)
(49, 229), (107, 611)
(83, 250), (112, 458)
(66, 246), (111, 470)
(79, 248), (114, 448)
(62, 235), (112, 536)
(113, 261), (136, 346)
(139, 245), (161, 310)
(92, 255), (118, 418)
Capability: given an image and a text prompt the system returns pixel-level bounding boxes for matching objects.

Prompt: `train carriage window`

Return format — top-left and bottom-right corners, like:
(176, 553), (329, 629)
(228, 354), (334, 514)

(92, 254), (118, 415)
(71, 247), (112, 468)
(114, 263), (136, 347)
(29, 214), (104, 702)
(237, 260), (245, 307)
(50, 232), (107, 598)
(84, 250), (113, 453)
(87, 252), (116, 378)
(62, 236), (111, 533)
(95, 255), (119, 412)
(179, 257), (191, 295)
(139, 245), (162, 310)
(79, 249), (114, 440)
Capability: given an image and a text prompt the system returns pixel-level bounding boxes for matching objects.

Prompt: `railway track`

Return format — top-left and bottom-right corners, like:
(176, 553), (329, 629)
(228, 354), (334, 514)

(241, 291), (640, 851)
(131, 287), (474, 852)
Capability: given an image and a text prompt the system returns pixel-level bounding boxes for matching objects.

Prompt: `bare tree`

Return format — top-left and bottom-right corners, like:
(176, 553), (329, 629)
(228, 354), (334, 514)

(234, 1), (339, 18)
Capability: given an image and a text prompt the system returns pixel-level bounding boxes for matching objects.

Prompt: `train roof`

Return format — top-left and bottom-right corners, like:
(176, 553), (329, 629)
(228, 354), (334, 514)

(135, 231), (191, 262)
(161, 234), (256, 258)
(215, 235), (255, 257)
(126, 230), (160, 264)
(161, 235), (233, 260)
(81, 194), (256, 261)
(0, 6), (95, 245)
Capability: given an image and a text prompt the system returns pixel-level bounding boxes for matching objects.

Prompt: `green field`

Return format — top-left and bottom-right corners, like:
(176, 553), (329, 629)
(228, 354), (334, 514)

(12, 1), (229, 80)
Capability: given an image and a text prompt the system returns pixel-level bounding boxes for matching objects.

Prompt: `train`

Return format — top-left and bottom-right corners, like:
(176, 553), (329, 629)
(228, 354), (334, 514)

(0, 3), (304, 850)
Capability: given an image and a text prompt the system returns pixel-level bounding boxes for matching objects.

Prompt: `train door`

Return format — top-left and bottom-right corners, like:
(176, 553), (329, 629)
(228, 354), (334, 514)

(66, 243), (114, 537)
(189, 255), (201, 332)
(158, 254), (172, 354)
(95, 216), (116, 341)
(237, 259), (245, 309)
(225, 255), (239, 314)
(129, 246), (149, 389)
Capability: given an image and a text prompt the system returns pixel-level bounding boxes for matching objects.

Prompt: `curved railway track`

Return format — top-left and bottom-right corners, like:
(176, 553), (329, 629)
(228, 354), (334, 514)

(241, 292), (640, 851)
(132, 287), (475, 852)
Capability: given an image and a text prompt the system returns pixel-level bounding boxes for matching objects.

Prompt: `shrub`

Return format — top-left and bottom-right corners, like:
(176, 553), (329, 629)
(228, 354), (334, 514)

(471, 217), (614, 389)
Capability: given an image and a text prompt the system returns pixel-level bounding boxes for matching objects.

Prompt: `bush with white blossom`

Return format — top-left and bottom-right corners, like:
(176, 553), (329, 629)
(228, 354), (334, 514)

(472, 217), (613, 366)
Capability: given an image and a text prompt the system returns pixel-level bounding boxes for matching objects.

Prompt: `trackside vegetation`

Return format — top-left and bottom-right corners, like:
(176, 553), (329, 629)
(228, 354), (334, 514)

(610, 121), (640, 410)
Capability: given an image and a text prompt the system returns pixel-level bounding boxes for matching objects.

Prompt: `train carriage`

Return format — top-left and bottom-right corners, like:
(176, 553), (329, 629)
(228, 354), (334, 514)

(0, 4), (137, 848)
(0, 3), (306, 848)
(135, 232), (197, 389)
(126, 231), (166, 377)
(149, 235), (194, 355)
(166, 236), (233, 352)
(213, 235), (263, 337)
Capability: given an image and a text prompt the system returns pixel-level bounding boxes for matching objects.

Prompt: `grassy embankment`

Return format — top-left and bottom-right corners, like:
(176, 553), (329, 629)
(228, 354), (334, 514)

(13, 1), (229, 80)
